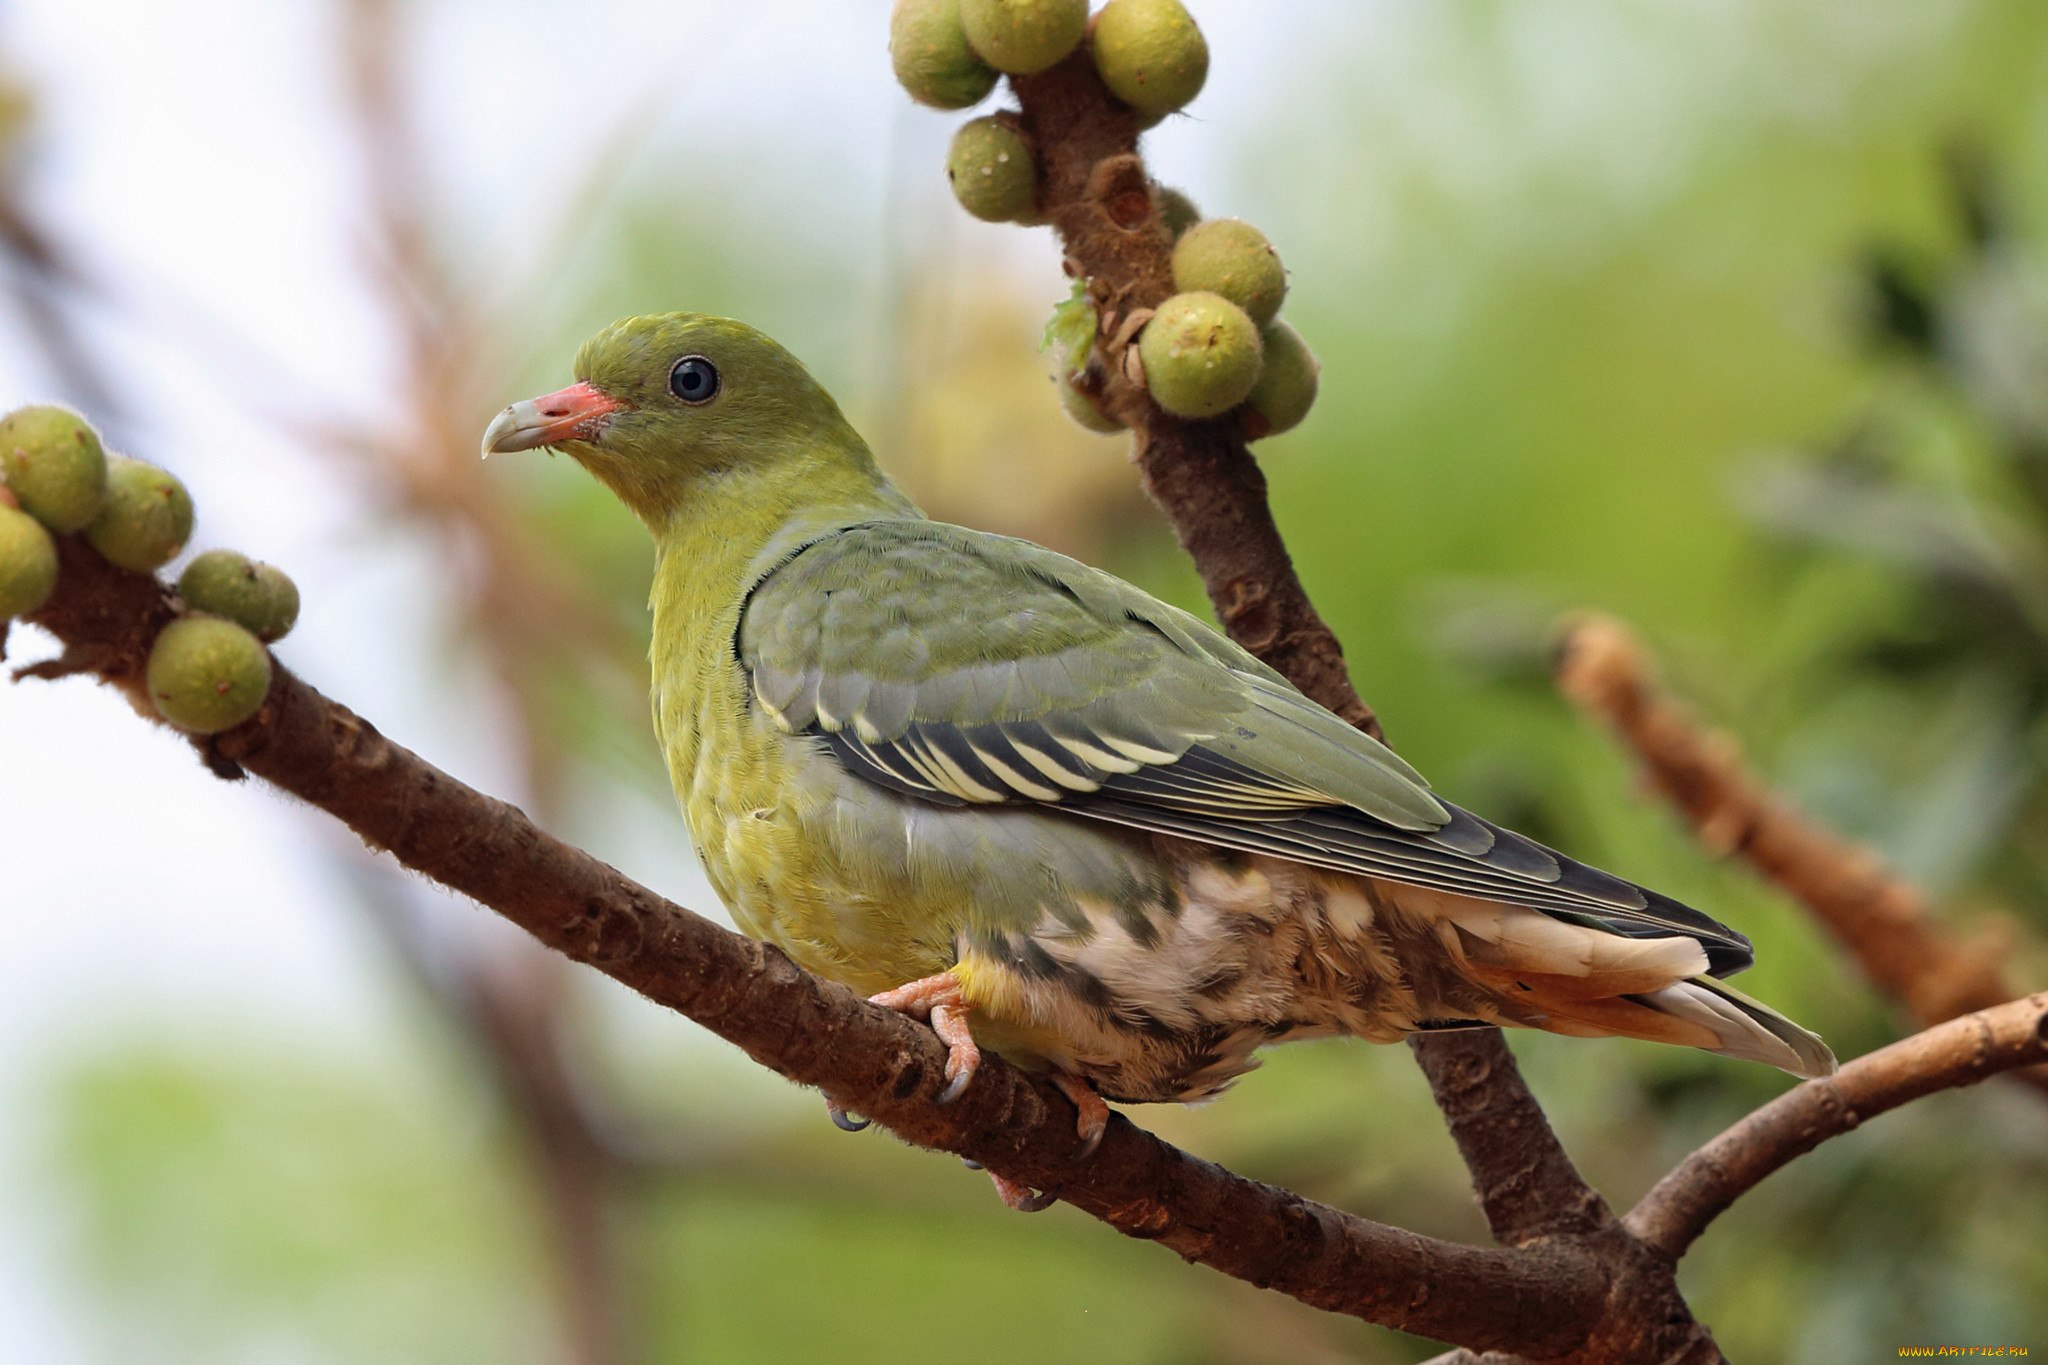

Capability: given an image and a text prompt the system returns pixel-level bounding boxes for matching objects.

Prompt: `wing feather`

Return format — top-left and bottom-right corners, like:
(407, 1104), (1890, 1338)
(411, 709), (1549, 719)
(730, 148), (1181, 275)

(740, 521), (1753, 976)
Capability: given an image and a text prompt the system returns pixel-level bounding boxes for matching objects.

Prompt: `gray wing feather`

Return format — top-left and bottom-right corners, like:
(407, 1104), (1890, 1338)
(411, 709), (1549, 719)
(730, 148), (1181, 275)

(744, 521), (1754, 976)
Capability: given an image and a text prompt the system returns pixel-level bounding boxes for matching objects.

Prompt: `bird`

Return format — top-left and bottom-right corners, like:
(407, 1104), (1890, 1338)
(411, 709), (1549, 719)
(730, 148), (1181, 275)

(482, 312), (1834, 1209)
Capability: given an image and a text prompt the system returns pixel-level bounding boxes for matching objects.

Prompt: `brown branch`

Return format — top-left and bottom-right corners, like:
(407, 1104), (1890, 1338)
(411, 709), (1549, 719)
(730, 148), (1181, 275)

(1014, 60), (1381, 741)
(1628, 992), (2048, 1257)
(17, 538), (1616, 1359)
(1422, 999), (2048, 1362)
(1008, 50), (1613, 1259)
(1555, 613), (2048, 1101)
(1403, 1034), (1613, 1243)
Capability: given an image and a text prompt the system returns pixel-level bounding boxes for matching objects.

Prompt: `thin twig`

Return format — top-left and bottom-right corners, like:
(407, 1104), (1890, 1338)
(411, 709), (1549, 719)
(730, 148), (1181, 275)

(1628, 992), (2048, 1257)
(1555, 612), (2048, 1102)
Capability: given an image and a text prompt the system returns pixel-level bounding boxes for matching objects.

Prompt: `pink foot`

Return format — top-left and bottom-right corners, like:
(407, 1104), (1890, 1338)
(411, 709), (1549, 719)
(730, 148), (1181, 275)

(870, 970), (981, 1104)
(987, 1169), (1057, 1213)
(1049, 1071), (1110, 1159)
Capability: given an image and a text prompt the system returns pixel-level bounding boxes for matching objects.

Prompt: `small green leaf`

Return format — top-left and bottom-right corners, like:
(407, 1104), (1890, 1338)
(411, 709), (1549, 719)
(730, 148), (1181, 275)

(1041, 279), (1096, 374)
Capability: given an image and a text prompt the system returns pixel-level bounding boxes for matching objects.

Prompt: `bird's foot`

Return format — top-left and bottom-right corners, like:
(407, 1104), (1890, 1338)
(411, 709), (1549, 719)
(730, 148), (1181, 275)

(870, 969), (981, 1104)
(1048, 1071), (1110, 1159)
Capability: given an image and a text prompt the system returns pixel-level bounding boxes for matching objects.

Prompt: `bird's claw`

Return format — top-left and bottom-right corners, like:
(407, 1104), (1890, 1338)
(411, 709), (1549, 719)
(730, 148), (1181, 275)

(868, 972), (1093, 1212)
(870, 970), (981, 1105)
(825, 1098), (870, 1133)
(1049, 1071), (1110, 1160)
(938, 1068), (974, 1106)
(989, 1171), (1057, 1213)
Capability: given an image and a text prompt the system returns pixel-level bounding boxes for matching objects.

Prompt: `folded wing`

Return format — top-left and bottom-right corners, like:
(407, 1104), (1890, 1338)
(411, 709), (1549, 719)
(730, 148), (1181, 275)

(740, 521), (1753, 976)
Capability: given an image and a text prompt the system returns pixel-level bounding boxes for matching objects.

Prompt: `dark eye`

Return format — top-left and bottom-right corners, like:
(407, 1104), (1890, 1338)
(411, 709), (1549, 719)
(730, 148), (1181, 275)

(668, 355), (720, 405)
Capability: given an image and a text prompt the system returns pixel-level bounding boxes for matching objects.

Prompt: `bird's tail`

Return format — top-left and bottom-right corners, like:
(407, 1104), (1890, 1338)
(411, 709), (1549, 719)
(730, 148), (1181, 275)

(1426, 897), (1837, 1079)
(1630, 975), (1837, 1078)
(1491, 968), (1836, 1078)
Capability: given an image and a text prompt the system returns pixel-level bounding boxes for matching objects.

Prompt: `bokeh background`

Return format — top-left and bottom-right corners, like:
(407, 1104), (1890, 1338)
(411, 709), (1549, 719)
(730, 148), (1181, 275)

(3, 2), (2047, 1361)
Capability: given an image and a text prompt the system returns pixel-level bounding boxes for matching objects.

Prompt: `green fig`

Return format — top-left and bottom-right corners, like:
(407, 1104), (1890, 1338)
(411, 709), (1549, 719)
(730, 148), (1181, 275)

(146, 615), (272, 734)
(890, 0), (1000, 109)
(946, 116), (1037, 223)
(958, 0), (1087, 75)
(1057, 372), (1124, 433)
(1136, 291), (1264, 418)
(177, 548), (301, 643)
(0, 502), (58, 618)
(84, 456), (194, 572)
(1090, 0), (1209, 120)
(0, 404), (106, 533)
(1171, 218), (1287, 326)
(1244, 321), (1320, 439)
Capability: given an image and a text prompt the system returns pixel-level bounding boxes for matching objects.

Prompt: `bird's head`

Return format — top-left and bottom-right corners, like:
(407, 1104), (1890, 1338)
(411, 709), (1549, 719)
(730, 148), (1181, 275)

(481, 313), (864, 525)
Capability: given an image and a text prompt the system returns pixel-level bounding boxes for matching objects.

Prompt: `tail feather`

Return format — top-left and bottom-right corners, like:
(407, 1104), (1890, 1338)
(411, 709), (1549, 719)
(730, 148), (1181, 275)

(1480, 972), (1835, 1078)
(1636, 977), (1837, 1079)
(1421, 894), (1835, 1079)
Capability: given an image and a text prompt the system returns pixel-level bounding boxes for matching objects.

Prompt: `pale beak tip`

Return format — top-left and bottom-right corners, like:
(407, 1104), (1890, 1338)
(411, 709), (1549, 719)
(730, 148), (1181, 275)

(480, 385), (619, 460)
(480, 404), (530, 460)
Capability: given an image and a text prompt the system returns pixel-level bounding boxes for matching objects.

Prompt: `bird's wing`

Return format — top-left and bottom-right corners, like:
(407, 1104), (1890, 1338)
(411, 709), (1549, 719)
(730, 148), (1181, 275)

(739, 521), (1751, 974)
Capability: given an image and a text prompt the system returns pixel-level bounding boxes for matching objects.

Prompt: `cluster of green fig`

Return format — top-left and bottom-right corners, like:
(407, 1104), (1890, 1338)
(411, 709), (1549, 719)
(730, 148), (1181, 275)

(1131, 210), (1319, 436)
(894, 0), (1209, 224)
(889, 0), (1318, 440)
(0, 404), (299, 734)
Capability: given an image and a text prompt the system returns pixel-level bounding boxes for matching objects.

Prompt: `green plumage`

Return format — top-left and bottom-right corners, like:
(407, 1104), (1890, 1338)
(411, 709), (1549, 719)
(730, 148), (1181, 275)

(486, 313), (1835, 1103)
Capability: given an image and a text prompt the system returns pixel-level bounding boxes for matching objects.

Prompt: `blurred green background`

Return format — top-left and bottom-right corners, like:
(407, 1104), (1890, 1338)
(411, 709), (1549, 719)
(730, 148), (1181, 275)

(3, 2), (2046, 1361)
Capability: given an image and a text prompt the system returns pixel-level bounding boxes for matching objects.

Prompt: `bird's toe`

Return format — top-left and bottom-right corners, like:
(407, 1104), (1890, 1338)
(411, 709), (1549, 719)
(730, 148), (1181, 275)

(988, 1170), (1057, 1213)
(1049, 1071), (1111, 1159)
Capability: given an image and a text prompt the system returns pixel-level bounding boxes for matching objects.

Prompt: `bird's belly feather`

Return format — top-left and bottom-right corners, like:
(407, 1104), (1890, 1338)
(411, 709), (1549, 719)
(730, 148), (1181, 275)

(956, 850), (1445, 1101)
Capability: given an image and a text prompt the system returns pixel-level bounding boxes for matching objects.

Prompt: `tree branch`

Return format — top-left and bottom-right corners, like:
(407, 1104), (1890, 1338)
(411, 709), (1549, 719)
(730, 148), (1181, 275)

(1555, 613), (2048, 1102)
(1010, 50), (1610, 1255)
(15, 538), (1611, 1359)
(1627, 992), (2048, 1258)
(1403, 1033), (1613, 1243)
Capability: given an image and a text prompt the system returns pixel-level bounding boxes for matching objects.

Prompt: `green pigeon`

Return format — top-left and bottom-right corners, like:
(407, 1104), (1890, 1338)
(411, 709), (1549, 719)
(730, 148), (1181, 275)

(484, 313), (1833, 1207)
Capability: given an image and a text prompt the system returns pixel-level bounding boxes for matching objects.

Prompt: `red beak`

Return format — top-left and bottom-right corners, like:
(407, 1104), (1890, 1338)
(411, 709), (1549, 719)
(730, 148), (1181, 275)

(480, 381), (624, 456)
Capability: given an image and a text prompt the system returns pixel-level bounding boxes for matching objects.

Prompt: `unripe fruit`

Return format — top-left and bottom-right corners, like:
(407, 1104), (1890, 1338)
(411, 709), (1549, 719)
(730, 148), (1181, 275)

(84, 456), (194, 572)
(1244, 321), (1319, 439)
(1171, 218), (1287, 326)
(146, 615), (272, 734)
(890, 0), (1000, 109)
(0, 503), (58, 618)
(1057, 372), (1124, 433)
(1137, 291), (1263, 418)
(0, 405), (106, 533)
(947, 116), (1036, 223)
(178, 548), (301, 643)
(1153, 184), (1200, 240)
(1090, 0), (1208, 120)
(959, 0), (1087, 76)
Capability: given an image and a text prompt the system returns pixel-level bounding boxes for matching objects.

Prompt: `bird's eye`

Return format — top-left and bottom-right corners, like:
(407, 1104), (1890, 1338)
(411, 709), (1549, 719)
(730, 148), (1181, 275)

(668, 355), (720, 405)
